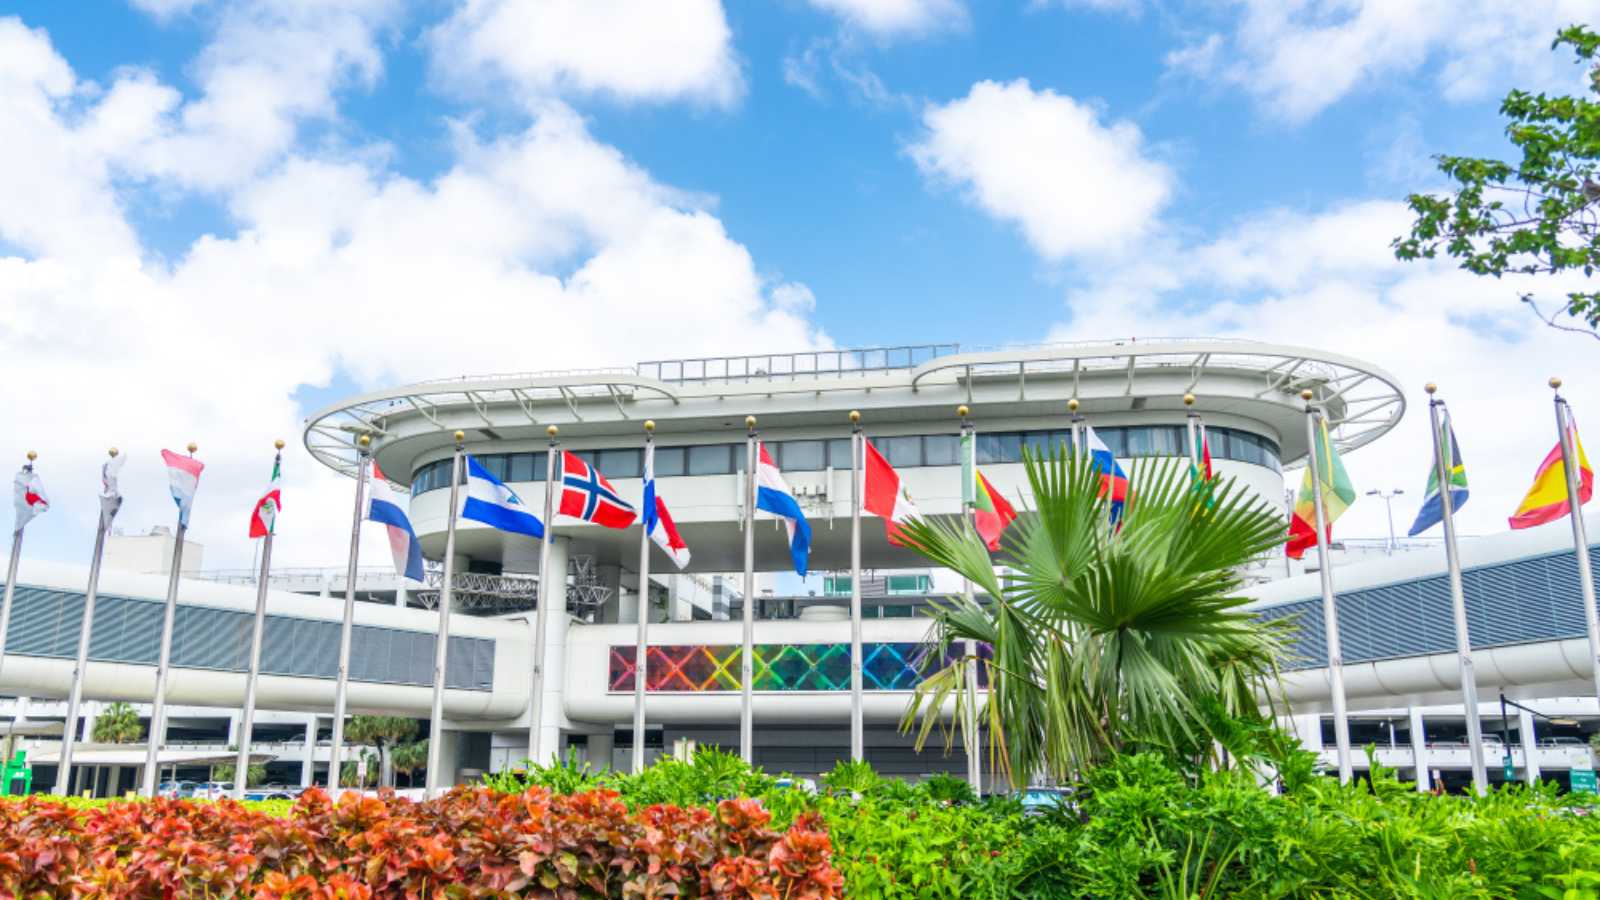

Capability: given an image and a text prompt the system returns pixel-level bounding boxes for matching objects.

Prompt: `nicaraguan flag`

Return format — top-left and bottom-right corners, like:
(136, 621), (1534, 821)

(368, 462), (425, 582)
(756, 441), (811, 576)
(643, 443), (691, 569)
(1409, 413), (1470, 536)
(462, 454), (544, 538)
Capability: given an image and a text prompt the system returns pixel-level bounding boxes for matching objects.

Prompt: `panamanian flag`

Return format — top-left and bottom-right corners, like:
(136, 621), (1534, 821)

(756, 441), (811, 576)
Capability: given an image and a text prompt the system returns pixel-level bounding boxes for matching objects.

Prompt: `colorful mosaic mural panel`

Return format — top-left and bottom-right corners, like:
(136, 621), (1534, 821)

(608, 642), (990, 693)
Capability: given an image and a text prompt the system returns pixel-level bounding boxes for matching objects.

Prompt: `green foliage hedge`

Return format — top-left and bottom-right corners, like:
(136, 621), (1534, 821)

(490, 748), (1600, 899)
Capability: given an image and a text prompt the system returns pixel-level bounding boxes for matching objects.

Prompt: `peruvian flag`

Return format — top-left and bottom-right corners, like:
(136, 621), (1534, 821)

(12, 466), (48, 530)
(249, 455), (282, 538)
(863, 439), (922, 546)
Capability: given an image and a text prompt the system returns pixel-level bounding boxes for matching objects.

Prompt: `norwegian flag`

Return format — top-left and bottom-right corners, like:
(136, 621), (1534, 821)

(558, 451), (637, 530)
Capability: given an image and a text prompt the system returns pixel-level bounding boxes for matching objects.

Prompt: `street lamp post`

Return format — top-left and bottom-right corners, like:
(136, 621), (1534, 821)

(1366, 488), (1405, 554)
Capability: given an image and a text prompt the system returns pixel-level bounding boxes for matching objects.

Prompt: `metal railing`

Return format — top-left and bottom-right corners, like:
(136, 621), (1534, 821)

(636, 344), (961, 384)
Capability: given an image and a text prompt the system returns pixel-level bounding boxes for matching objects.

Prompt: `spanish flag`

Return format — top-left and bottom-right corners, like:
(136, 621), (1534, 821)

(1509, 417), (1593, 529)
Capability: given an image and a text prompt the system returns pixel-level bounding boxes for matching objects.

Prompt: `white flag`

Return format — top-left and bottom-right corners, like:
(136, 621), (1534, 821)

(100, 454), (126, 529)
(13, 466), (47, 531)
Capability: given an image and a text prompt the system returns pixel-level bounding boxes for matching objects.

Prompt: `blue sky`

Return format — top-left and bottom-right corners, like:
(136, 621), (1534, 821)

(1, 0), (1597, 569)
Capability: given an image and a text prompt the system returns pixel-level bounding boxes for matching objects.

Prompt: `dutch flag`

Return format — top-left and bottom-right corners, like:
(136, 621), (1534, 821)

(755, 442), (811, 576)
(462, 454), (545, 538)
(367, 463), (424, 582)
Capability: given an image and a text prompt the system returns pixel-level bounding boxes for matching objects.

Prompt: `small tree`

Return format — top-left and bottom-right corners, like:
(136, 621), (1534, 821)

(210, 747), (267, 787)
(392, 739), (428, 789)
(345, 716), (419, 788)
(1396, 26), (1600, 339)
(92, 702), (143, 743)
(339, 750), (380, 789)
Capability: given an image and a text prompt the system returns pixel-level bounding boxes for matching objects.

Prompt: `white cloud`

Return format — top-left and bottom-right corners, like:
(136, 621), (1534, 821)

(0, 14), (825, 573)
(1168, 0), (1596, 123)
(427, 0), (743, 108)
(128, 0), (210, 20)
(806, 0), (967, 38)
(1049, 199), (1600, 542)
(908, 79), (1175, 260)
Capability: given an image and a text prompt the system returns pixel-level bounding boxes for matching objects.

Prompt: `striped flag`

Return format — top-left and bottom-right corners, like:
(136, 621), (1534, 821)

(249, 455), (282, 538)
(961, 431), (1016, 550)
(161, 449), (204, 527)
(1286, 418), (1356, 559)
(1409, 412), (1469, 536)
(863, 438), (921, 546)
(1510, 415), (1592, 529)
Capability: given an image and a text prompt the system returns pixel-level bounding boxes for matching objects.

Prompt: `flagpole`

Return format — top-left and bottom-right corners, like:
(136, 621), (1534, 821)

(328, 434), (371, 799)
(1551, 378), (1600, 704)
(1068, 399), (1084, 460)
(1301, 391), (1353, 784)
(0, 451), (38, 688)
(959, 405), (981, 793)
(528, 425), (560, 765)
(232, 441), (282, 801)
(56, 449), (117, 796)
(1426, 385), (1488, 794)
(425, 432), (465, 798)
(632, 422), (655, 774)
(741, 416), (757, 764)
(142, 442), (197, 798)
(848, 411), (864, 762)
(1184, 394), (1199, 471)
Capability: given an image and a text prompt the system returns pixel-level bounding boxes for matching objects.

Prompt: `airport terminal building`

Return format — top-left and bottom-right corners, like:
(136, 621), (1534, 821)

(4, 340), (1598, 794)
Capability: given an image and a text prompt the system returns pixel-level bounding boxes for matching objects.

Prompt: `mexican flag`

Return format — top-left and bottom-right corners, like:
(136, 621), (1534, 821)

(962, 431), (1018, 551)
(249, 456), (282, 538)
(1286, 418), (1355, 559)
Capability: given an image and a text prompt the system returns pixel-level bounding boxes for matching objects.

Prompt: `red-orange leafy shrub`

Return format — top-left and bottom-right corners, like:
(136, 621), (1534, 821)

(0, 786), (842, 898)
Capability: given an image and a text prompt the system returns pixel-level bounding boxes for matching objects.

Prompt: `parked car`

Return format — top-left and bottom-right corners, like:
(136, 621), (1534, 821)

(193, 781), (234, 800)
(242, 785), (300, 802)
(156, 780), (198, 798)
(1016, 787), (1072, 815)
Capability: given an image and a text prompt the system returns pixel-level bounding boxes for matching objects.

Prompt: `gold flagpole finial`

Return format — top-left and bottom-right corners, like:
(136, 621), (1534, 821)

(1067, 398), (1079, 414)
(1424, 383), (1438, 395)
(956, 405), (969, 419)
(745, 416), (757, 431)
(186, 442), (198, 455)
(453, 430), (466, 446)
(849, 410), (860, 425)
(546, 425), (558, 439)
(1299, 389), (1314, 402)
(274, 439), (285, 450)
(644, 420), (655, 433)
(1550, 376), (1563, 390)
(25, 451), (36, 462)
(108, 448), (118, 458)
(357, 434), (371, 449)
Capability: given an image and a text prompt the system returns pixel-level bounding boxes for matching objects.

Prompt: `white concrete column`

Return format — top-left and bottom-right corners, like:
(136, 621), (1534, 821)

(78, 701), (101, 745)
(318, 576), (331, 600)
(300, 716), (317, 788)
(669, 575), (691, 623)
(226, 711), (240, 746)
(1409, 707), (1430, 792)
(586, 731), (615, 771)
(107, 765), (123, 798)
(396, 582), (408, 609)
(1519, 708), (1541, 784)
(534, 537), (571, 764)
(433, 729), (463, 789)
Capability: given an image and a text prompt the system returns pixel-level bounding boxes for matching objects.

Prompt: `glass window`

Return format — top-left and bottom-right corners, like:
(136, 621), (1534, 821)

(827, 438), (852, 469)
(507, 452), (534, 482)
(598, 448), (642, 479)
(977, 433), (1021, 464)
(1022, 430), (1067, 460)
(1203, 427), (1229, 463)
(1125, 426), (1182, 457)
(478, 454), (509, 481)
(881, 435), (921, 468)
(923, 434), (960, 466)
(1093, 427), (1127, 457)
(689, 444), (733, 475)
(781, 440), (826, 471)
(654, 446), (686, 477)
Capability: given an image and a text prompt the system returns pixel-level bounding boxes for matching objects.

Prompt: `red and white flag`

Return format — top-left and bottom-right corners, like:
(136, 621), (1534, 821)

(863, 439), (921, 546)
(12, 466), (47, 530)
(558, 451), (637, 530)
(161, 449), (204, 527)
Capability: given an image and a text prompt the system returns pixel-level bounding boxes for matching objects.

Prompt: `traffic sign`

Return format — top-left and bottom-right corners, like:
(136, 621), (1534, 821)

(1572, 768), (1597, 794)
(1503, 754), (1515, 782)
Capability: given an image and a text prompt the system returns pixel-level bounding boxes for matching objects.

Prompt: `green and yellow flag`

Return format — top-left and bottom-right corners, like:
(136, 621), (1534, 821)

(1286, 418), (1355, 559)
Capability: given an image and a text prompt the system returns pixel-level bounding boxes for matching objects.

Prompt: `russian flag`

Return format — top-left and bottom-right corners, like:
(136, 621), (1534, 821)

(643, 443), (691, 569)
(462, 454), (545, 537)
(367, 463), (424, 582)
(1083, 426), (1128, 521)
(755, 441), (811, 576)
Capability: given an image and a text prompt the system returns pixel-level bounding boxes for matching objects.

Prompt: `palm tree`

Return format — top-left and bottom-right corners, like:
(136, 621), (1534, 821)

(92, 702), (144, 744)
(392, 739), (427, 789)
(897, 449), (1289, 786)
(345, 716), (418, 788)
